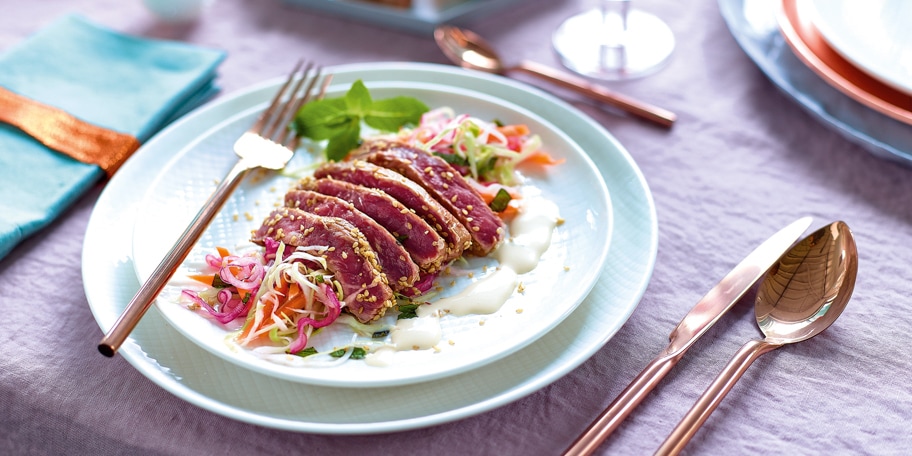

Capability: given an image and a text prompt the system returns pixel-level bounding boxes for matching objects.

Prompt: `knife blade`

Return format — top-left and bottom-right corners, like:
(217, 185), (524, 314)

(563, 216), (813, 456)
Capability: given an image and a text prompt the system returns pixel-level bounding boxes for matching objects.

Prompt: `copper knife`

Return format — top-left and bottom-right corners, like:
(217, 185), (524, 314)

(563, 216), (813, 456)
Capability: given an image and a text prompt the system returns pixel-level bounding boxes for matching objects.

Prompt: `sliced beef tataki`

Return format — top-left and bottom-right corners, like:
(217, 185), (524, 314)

(251, 207), (394, 323)
(285, 189), (420, 292)
(361, 141), (505, 256)
(314, 160), (471, 264)
(296, 177), (448, 273)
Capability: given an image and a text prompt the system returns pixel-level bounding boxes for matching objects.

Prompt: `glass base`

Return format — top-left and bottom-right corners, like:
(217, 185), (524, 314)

(552, 8), (675, 81)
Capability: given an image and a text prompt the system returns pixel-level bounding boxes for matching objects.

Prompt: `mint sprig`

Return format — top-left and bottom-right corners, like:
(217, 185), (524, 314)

(294, 80), (429, 161)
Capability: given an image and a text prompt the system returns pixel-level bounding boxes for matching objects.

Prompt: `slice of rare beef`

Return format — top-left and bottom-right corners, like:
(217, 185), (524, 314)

(251, 207), (393, 323)
(285, 189), (420, 292)
(297, 177), (448, 273)
(362, 141), (506, 255)
(314, 160), (471, 264)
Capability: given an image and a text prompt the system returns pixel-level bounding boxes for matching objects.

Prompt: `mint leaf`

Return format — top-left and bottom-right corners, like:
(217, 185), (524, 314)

(325, 119), (361, 161)
(397, 303), (419, 320)
(294, 80), (429, 161)
(295, 97), (349, 140)
(365, 97), (429, 131)
(344, 80), (373, 116)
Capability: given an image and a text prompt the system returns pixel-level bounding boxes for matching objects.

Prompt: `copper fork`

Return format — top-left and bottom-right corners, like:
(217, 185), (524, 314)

(98, 61), (332, 357)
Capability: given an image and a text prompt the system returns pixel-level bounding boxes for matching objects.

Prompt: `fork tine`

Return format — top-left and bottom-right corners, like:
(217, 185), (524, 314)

(251, 60), (304, 133)
(261, 62), (315, 140)
(280, 72), (333, 150)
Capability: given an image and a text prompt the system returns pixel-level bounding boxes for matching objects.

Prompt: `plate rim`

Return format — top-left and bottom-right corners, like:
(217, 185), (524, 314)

(83, 61), (658, 434)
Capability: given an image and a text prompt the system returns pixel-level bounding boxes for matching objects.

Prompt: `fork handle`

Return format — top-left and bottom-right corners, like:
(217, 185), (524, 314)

(98, 159), (252, 357)
(654, 339), (781, 456)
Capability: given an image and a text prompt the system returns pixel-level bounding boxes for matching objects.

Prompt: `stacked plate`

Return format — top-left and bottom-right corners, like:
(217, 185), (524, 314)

(719, 0), (912, 165)
(83, 62), (658, 434)
(779, 0), (912, 126)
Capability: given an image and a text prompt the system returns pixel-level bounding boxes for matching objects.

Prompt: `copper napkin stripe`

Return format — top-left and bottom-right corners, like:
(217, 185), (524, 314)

(0, 86), (141, 177)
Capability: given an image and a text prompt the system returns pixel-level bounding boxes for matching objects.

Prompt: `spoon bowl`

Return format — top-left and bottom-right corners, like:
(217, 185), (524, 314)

(434, 25), (505, 74)
(656, 221), (858, 456)
(755, 221), (856, 343)
(433, 25), (677, 128)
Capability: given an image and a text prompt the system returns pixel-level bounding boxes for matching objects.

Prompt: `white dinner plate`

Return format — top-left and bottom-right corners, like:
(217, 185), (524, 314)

(808, 0), (912, 96)
(130, 79), (612, 387)
(83, 62), (657, 433)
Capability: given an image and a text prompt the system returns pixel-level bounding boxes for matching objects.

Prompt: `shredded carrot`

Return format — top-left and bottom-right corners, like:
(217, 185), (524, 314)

(522, 150), (565, 166)
(476, 185), (521, 219)
(188, 274), (215, 286)
(497, 124), (530, 137)
(216, 246), (231, 258)
(238, 279), (312, 343)
(274, 282), (311, 319)
(238, 298), (276, 343)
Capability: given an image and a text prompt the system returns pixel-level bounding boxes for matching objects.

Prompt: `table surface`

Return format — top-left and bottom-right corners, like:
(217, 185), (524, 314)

(2, 0), (910, 455)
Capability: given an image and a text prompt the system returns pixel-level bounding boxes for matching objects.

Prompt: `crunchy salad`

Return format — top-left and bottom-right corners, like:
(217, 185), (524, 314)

(180, 83), (562, 360)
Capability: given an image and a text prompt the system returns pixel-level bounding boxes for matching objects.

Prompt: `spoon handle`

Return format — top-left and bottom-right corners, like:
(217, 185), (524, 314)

(511, 60), (677, 128)
(654, 339), (781, 456)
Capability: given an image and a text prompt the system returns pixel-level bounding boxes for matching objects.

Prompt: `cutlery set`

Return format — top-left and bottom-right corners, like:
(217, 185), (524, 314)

(565, 218), (857, 455)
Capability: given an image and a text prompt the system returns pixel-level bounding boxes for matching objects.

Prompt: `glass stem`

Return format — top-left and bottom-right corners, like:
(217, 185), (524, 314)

(601, 0), (632, 44)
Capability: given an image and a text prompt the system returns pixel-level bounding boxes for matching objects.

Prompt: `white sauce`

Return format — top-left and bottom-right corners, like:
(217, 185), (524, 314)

(390, 315), (442, 349)
(415, 196), (559, 318)
(364, 346), (396, 367)
(417, 268), (519, 317)
(497, 198), (560, 273)
(364, 314), (443, 366)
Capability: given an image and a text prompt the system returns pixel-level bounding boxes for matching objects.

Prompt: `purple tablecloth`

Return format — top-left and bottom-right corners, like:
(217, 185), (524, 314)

(3, 0), (910, 454)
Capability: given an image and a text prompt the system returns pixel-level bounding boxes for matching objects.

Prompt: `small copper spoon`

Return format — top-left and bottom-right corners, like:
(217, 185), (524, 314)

(433, 25), (677, 128)
(655, 221), (858, 455)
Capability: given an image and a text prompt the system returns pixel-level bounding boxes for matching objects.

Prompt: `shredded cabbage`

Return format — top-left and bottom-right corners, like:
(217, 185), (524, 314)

(398, 107), (543, 186)
(183, 243), (343, 355)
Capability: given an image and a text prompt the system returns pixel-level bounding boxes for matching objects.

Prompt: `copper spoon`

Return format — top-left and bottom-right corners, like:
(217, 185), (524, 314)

(655, 221), (858, 455)
(433, 25), (677, 128)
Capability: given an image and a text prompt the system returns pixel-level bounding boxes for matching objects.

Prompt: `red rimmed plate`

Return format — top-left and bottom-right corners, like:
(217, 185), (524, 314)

(778, 0), (912, 125)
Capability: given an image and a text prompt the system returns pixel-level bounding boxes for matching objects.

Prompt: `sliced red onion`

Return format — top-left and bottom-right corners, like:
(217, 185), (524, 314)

(205, 253), (223, 268)
(218, 256), (265, 289)
(286, 324), (308, 354)
(181, 290), (249, 325)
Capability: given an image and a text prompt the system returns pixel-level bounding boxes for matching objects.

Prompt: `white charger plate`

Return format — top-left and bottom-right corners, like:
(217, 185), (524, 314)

(130, 79), (612, 387)
(83, 62), (657, 434)
(809, 0), (912, 96)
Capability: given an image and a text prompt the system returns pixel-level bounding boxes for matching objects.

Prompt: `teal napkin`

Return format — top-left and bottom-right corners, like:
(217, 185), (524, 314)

(0, 14), (226, 260)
